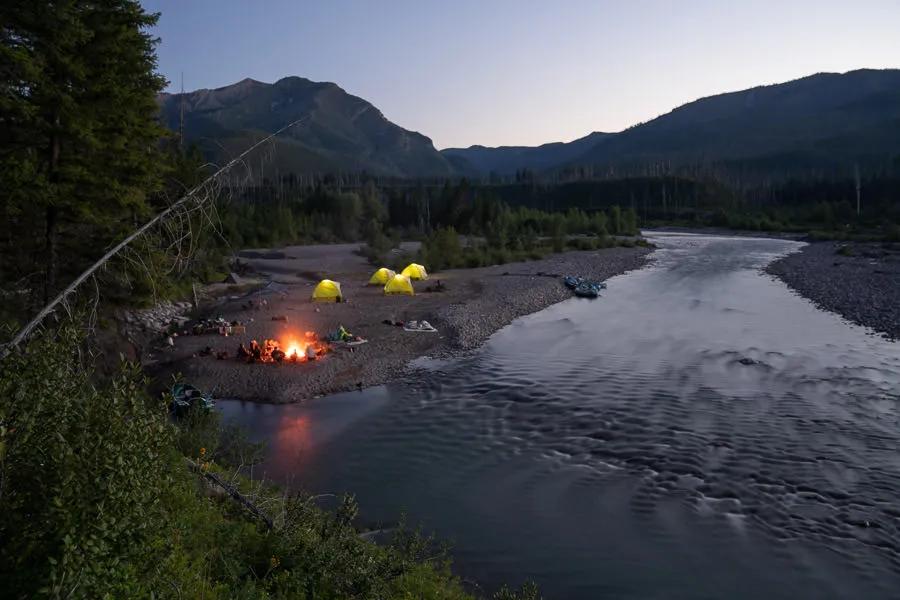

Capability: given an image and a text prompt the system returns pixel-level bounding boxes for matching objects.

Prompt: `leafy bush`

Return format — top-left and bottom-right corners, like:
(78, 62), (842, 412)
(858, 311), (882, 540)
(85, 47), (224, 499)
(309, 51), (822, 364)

(422, 227), (464, 271)
(0, 327), (520, 599)
(0, 328), (173, 598)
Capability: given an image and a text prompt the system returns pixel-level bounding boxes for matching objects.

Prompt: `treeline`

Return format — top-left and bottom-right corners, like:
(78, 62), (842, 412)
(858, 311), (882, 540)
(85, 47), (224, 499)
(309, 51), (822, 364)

(221, 170), (900, 257)
(216, 178), (641, 270)
(485, 176), (900, 238)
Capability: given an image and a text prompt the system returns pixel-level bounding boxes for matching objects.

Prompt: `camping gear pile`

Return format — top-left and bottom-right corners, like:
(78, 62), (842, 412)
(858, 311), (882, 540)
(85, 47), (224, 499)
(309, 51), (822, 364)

(241, 298), (269, 310)
(382, 318), (438, 333)
(563, 275), (607, 299)
(191, 316), (247, 336)
(403, 320), (437, 333)
(324, 325), (368, 346)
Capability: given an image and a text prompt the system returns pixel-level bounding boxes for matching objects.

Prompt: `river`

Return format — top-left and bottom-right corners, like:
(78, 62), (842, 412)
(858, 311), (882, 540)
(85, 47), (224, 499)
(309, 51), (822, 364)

(220, 232), (900, 599)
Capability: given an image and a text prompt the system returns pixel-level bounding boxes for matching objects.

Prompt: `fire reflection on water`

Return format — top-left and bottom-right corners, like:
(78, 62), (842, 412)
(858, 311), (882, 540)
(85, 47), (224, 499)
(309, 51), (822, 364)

(268, 414), (313, 473)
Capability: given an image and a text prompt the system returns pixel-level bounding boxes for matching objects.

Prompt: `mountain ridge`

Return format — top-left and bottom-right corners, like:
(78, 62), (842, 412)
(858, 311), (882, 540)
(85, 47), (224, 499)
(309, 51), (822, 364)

(444, 68), (900, 177)
(568, 68), (900, 172)
(159, 68), (900, 179)
(158, 75), (458, 177)
(441, 131), (612, 176)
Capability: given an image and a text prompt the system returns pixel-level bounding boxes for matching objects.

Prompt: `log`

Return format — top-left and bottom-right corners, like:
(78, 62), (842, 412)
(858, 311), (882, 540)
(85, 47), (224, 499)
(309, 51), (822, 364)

(185, 458), (273, 530)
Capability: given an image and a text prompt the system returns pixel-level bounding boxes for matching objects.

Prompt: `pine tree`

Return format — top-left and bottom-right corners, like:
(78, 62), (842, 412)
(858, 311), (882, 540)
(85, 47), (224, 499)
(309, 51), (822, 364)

(0, 0), (167, 303)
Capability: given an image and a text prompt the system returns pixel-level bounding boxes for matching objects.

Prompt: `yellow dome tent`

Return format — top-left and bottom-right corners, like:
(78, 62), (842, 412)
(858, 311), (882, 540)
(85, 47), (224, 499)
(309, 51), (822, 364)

(401, 263), (428, 280)
(368, 267), (395, 285)
(384, 274), (414, 296)
(312, 279), (342, 302)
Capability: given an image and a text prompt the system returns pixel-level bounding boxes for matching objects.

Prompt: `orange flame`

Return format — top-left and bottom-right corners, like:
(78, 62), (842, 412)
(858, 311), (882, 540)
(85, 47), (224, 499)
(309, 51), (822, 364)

(284, 340), (304, 359)
(279, 330), (323, 361)
(248, 330), (325, 364)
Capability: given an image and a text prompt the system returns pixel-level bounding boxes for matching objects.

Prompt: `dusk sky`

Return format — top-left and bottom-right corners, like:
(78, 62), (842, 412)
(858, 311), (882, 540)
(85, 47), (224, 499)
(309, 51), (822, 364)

(142, 0), (900, 149)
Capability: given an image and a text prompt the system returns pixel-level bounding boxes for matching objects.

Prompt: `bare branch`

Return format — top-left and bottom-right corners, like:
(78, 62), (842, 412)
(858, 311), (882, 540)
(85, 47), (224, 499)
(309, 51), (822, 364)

(1, 117), (307, 358)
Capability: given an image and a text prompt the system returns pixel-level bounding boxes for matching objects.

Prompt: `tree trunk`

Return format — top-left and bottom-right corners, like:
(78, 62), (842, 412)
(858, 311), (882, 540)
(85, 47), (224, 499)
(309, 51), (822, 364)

(43, 205), (58, 303)
(44, 129), (61, 303)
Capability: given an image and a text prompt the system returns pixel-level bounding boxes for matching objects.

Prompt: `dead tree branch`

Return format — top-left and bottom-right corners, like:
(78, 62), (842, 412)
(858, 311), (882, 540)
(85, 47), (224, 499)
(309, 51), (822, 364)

(1, 117), (306, 359)
(186, 458), (274, 530)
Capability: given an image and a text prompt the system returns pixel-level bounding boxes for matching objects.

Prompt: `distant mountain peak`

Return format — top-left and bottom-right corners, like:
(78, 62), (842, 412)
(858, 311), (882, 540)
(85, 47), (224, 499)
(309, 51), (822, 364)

(157, 75), (457, 177)
(442, 131), (613, 175)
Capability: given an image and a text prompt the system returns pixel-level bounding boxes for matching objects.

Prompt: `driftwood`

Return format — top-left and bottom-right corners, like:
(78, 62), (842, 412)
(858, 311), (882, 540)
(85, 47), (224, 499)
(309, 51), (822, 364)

(184, 465), (389, 543)
(185, 458), (274, 530)
(0, 117), (307, 360)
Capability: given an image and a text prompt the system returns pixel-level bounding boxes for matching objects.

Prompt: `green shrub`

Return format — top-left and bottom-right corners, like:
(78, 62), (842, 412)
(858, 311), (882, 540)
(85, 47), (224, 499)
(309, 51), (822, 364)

(0, 328), (173, 598)
(422, 227), (464, 271)
(489, 248), (511, 265)
(0, 327), (491, 599)
(465, 250), (486, 268)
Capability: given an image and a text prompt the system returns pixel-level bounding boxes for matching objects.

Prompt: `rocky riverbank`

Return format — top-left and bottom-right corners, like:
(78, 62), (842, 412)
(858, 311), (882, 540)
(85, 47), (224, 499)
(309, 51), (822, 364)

(146, 244), (651, 402)
(766, 241), (900, 340)
(122, 300), (193, 336)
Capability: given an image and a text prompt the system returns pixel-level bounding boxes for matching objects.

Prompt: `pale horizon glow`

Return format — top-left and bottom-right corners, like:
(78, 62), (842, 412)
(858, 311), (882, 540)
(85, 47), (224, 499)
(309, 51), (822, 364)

(141, 0), (900, 149)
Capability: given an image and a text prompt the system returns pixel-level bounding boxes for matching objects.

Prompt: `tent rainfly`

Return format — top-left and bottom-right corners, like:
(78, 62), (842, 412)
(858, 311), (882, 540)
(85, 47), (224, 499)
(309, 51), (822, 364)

(312, 279), (342, 302)
(369, 267), (396, 285)
(400, 263), (428, 280)
(384, 274), (414, 296)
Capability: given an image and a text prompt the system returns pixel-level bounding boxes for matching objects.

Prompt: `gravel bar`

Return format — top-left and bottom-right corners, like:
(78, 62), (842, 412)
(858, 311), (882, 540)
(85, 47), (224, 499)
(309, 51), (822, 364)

(766, 241), (900, 341)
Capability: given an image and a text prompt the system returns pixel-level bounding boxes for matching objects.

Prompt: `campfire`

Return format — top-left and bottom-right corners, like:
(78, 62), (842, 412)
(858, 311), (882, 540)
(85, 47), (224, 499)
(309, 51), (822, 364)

(240, 331), (327, 363)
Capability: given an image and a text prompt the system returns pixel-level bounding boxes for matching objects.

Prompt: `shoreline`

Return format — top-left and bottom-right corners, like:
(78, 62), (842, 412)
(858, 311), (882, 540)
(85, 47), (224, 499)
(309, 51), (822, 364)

(645, 225), (806, 240)
(766, 240), (900, 341)
(147, 244), (652, 402)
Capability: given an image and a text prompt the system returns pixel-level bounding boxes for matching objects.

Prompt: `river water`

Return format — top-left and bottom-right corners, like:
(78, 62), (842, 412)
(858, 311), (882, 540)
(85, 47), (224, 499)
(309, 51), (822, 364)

(220, 233), (900, 599)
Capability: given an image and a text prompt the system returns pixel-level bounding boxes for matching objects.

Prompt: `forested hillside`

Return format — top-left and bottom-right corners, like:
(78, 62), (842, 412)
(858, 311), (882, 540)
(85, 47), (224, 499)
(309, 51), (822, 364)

(571, 69), (900, 178)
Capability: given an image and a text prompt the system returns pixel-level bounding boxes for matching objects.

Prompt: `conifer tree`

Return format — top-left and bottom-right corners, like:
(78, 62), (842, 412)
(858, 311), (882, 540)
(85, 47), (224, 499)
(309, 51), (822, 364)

(0, 0), (167, 302)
